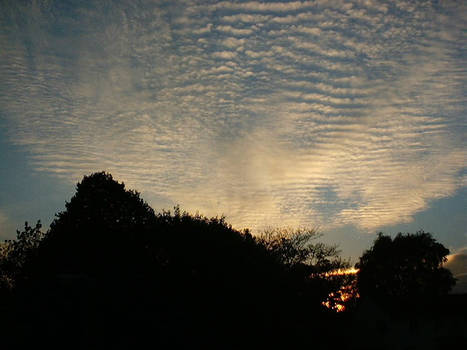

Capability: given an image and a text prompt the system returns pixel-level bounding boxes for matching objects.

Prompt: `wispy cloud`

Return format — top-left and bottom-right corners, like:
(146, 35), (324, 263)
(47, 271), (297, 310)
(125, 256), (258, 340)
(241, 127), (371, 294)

(0, 0), (465, 231)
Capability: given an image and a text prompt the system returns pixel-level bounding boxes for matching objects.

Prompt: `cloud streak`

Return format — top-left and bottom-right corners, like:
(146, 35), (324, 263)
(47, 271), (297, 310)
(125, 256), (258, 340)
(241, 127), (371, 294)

(0, 0), (465, 231)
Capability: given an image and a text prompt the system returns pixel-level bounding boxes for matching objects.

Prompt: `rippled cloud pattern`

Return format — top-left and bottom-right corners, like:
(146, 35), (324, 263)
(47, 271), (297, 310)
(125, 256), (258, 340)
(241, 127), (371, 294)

(1, 0), (465, 230)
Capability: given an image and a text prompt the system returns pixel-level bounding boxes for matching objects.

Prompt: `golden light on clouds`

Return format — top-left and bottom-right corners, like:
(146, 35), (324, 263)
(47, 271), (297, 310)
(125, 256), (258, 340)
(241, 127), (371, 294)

(0, 0), (465, 234)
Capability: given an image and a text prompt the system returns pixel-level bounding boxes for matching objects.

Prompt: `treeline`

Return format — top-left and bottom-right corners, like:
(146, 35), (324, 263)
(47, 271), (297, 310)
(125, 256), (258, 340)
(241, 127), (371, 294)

(0, 172), (456, 349)
(0, 172), (353, 349)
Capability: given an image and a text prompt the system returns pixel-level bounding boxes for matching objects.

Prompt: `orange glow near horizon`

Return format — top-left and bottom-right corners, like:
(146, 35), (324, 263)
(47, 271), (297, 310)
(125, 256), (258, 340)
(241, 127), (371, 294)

(322, 283), (360, 312)
(323, 267), (359, 277)
(321, 267), (360, 312)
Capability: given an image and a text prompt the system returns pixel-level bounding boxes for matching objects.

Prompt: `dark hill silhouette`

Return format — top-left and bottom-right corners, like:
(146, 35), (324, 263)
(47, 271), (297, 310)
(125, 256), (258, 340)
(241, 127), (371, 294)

(2, 172), (344, 349)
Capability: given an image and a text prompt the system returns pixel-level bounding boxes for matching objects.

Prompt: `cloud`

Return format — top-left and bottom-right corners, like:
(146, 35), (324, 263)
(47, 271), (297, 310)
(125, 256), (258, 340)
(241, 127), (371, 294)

(215, 25), (254, 36)
(221, 37), (246, 48)
(221, 14), (271, 23)
(206, 1), (315, 12)
(192, 24), (213, 34)
(0, 0), (465, 232)
(212, 51), (238, 59)
(446, 248), (467, 294)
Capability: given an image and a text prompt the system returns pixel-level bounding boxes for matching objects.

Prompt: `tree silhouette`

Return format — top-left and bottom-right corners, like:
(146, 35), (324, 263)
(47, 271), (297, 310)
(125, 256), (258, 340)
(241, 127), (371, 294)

(356, 231), (456, 302)
(3, 171), (351, 349)
(256, 227), (352, 313)
(256, 227), (349, 272)
(26, 172), (156, 276)
(0, 221), (44, 292)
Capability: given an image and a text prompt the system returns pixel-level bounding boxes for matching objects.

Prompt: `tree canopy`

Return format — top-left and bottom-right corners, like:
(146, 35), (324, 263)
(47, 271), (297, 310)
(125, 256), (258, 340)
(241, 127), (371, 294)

(1, 172), (461, 348)
(356, 231), (456, 302)
(256, 227), (348, 272)
(0, 221), (44, 292)
(1, 171), (348, 349)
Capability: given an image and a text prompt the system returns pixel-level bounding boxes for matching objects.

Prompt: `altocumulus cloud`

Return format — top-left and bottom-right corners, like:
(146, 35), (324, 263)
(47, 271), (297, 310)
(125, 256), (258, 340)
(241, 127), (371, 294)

(0, 0), (465, 230)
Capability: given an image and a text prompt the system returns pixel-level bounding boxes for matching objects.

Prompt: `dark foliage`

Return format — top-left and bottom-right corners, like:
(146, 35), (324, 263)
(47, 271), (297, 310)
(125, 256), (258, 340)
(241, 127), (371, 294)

(3, 172), (463, 349)
(356, 231), (456, 303)
(1, 172), (344, 349)
(256, 227), (352, 312)
(0, 221), (44, 292)
(256, 227), (348, 272)
(33, 172), (156, 275)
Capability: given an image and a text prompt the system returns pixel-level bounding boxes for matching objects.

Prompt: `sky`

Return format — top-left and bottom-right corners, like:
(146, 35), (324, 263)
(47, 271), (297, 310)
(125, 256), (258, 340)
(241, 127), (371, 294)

(0, 0), (466, 277)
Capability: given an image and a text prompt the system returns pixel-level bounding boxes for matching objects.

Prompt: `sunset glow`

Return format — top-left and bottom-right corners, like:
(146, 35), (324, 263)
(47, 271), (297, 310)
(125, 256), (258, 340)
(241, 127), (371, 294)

(322, 283), (360, 313)
(323, 267), (359, 277)
(0, 2), (466, 348)
(321, 267), (360, 312)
